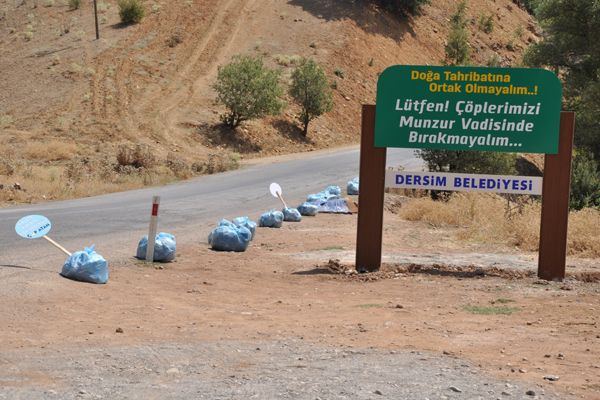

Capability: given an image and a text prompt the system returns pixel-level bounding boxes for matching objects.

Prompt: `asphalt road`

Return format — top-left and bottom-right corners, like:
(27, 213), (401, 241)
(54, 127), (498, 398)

(0, 147), (421, 270)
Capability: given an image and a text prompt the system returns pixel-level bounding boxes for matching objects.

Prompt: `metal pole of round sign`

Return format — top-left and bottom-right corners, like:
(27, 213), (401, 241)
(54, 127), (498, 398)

(269, 182), (288, 209)
(15, 215), (72, 256)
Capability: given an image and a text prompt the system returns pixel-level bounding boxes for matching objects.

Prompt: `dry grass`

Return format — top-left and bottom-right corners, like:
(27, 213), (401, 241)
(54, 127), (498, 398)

(0, 114), (14, 128)
(398, 193), (600, 258)
(0, 164), (175, 206)
(567, 209), (600, 258)
(165, 153), (192, 179)
(0, 142), (241, 207)
(24, 141), (78, 162)
(273, 54), (302, 67)
(116, 144), (156, 169)
(191, 152), (239, 175)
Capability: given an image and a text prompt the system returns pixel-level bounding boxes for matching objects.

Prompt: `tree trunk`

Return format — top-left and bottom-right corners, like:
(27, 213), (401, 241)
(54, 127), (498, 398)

(302, 114), (310, 137)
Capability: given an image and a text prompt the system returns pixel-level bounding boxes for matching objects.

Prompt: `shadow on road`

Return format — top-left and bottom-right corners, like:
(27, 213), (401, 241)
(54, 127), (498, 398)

(0, 264), (32, 270)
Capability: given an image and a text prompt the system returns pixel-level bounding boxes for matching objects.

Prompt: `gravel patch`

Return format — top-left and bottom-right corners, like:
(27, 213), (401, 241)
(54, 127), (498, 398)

(0, 340), (566, 399)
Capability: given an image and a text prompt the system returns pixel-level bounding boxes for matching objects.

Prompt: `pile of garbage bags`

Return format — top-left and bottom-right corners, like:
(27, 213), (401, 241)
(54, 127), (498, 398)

(208, 217), (256, 252)
(60, 245), (108, 284)
(136, 232), (177, 262)
(304, 184), (353, 214)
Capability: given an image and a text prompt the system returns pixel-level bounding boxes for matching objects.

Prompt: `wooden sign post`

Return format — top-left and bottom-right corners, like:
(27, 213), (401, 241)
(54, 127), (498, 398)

(355, 64), (574, 280)
(538, 112), (575, 280)
(356, 105), (386, 273)
(356, 106), (575, 280)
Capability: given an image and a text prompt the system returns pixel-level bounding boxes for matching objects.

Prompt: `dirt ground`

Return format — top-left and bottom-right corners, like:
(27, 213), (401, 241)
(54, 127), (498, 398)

(1, 210), (598, 399)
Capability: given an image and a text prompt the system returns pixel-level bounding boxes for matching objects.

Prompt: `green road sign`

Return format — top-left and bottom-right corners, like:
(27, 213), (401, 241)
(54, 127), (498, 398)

(374, 65), (562, 153)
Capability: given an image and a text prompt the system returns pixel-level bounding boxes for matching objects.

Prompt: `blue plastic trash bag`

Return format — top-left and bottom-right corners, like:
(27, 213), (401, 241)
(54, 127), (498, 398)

(136, 232), (176, 262)
(297, 202), (319, 216)
(208, 221), (252, 252)
(326, 185), (342, 196)
(282, 207), (302, 222)
(233, 216), (257, 240)
(61, 245), (108, 284)
(347, 177), (359, 195)
(306, 185), (342, 205)
(259, 210), (284, 228)
(318, 198), (351, 214)
(216, 219), (236, 228)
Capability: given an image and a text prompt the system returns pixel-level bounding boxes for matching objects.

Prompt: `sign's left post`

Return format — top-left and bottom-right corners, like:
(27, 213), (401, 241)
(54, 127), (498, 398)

(355, 105), (386, 272)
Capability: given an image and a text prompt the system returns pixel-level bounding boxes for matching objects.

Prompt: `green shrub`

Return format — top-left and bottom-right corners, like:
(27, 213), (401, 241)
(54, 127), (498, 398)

(512, 0), (537, 13)
(289, 58), (333, 136)
(486, 53), (501, 67)
(118, 0), (145, 24)
(478, 14), (494, 33)
(213, 55), (284, 128)
(417, 149), (517, 200)
(570, 151), (600, 210)
(417, 149), (517, 175)
(444, 1), (470, 65)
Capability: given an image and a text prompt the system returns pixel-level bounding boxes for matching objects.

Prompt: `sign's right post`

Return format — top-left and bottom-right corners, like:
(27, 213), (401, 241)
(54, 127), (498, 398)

(538, 111), (575, 281)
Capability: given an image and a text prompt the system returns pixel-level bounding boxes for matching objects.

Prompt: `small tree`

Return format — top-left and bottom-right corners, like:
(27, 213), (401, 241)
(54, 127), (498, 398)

(118, 0), (145, 24)
(445, 1), (470, 65)
(213, 55), (284, 128)
(418, 0), (519, 199)
(416, 148), (518, 200)
(289, 58), (333, 136)
(478, 14), (494, 34)
(523, 0), (600, 207)
(417, 149), (517, 175)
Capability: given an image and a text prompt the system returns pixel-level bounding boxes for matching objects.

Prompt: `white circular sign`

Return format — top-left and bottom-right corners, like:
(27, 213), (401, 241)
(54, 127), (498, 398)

(15, 215), (52, 239)
(269, 182), (283, 198)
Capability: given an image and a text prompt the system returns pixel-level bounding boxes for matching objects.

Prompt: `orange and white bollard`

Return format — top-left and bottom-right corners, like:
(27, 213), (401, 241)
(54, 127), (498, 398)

(145, 196), (160, 262)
